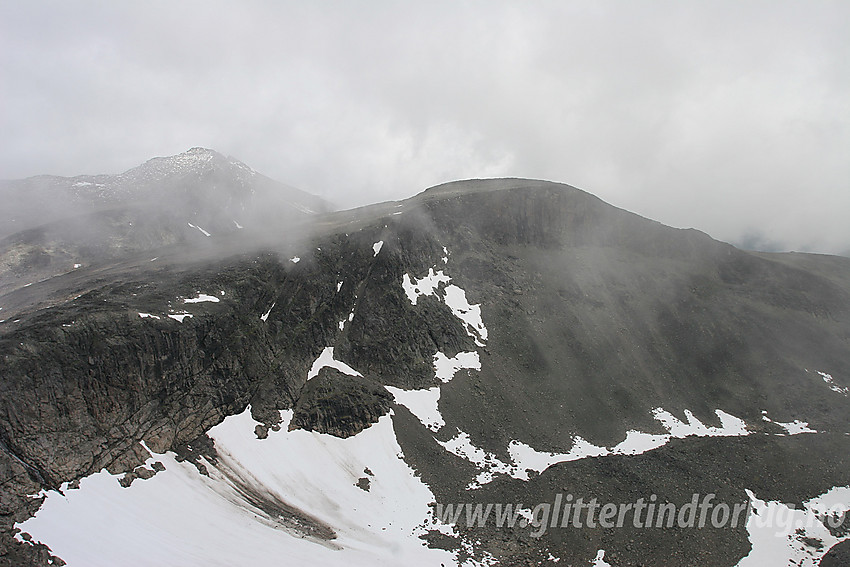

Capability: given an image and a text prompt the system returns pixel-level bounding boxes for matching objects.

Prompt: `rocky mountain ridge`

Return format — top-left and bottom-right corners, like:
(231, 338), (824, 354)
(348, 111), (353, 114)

(0, 171), (848, 566)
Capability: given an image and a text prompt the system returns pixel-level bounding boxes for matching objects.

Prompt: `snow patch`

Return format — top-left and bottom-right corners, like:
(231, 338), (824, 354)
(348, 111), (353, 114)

(386, 387), (444, 432)
(441, 408), (750, 488)
(402, 269), (451, 305)
(442, 285), (488, 345)
(372, 241), (384, 256)
(817, 371), (849, 396)
(610, 430), (671, 455)
(183, 293), (220, 304)
(438, 431), (518, 488)
(735, 488), (850, 567)
(401, 269), (487, 346)
(592, 550), (612, 567)
(761, 411), (818, 435)
(261, 302), (275, 322)
(433, 352), (481, 383)
(167, 313), (192, 322)
(137, 313), (160, 320)
(508, 438), (607, 478)
(386, 351), (481, 437)
(290, 256), (301, 264)
(651, 408), (749, 438)
(187, 222), (211, 237)
(307, 347), (362, 380)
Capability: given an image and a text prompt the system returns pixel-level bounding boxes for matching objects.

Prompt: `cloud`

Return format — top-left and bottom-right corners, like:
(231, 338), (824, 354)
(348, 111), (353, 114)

(1, 0), (848, 253)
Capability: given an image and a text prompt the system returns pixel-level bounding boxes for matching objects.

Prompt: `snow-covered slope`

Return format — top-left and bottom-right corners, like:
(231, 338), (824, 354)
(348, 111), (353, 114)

(17, 409), (463, 567)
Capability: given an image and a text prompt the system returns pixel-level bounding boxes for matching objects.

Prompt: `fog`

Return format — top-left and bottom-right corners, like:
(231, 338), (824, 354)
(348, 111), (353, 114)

(1, 1), (848, 254)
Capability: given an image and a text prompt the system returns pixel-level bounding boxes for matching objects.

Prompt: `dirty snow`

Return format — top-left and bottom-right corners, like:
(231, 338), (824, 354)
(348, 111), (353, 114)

(14, 407), (461, 567)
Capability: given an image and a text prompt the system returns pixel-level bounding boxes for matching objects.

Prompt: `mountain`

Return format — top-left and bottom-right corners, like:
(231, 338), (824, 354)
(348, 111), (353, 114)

(0, 148), (330, 294)
(1, 177), (849, 566)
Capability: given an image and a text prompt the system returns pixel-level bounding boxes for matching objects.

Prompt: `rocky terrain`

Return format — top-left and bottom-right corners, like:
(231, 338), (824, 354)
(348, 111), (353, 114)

(0, 159), (848, 566)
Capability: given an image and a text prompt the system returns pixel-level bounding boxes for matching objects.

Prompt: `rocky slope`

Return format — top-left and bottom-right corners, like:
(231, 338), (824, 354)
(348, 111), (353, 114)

(1, 177), (848, 566)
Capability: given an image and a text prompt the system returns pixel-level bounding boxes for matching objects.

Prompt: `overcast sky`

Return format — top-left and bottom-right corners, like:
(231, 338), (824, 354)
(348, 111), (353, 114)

(1, 1), (848, 254)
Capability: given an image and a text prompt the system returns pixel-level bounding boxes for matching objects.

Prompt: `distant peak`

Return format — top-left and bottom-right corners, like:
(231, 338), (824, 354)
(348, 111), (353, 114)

(183, 147), (220, 156)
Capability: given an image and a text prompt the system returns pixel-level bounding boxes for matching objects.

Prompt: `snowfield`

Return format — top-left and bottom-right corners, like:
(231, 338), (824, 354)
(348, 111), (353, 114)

(16, 409), (461, 567)
(735, 487), (850, 567)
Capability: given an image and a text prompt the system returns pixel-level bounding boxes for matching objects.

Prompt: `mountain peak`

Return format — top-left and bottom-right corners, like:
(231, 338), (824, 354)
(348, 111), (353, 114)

(124, 147), (246, 181)
(185, 146), (218, 155)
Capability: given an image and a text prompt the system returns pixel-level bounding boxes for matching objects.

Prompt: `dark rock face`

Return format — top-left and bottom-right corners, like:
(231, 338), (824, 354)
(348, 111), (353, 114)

(820, 539), (850, 566)
(1, 178), (849, 566)
(290, 368), (393, 438)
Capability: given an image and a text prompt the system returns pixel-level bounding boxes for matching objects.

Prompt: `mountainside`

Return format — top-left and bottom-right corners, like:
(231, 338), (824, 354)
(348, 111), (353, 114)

(0, 148), (330, 294)
(1, 177), (849, 566)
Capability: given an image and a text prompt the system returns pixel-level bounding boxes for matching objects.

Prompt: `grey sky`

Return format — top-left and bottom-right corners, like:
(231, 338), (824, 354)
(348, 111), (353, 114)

(2, 1), (848, 254)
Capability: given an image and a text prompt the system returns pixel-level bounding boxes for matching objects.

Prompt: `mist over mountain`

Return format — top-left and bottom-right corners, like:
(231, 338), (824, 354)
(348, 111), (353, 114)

(1, 153), (849, 566)
(0, 148), (330, 294)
